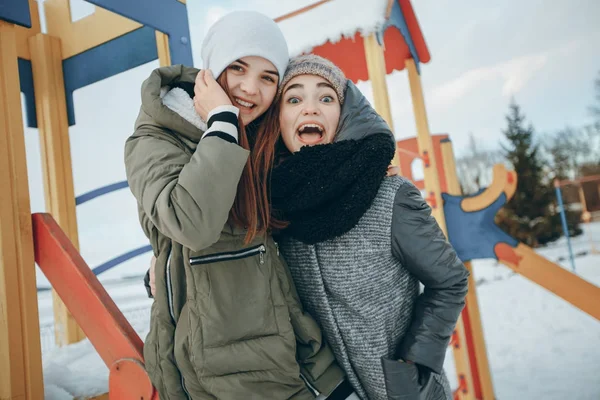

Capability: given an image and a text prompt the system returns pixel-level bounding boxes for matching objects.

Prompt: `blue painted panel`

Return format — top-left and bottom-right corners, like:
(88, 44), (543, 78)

(380, 0), (421, 74)
(18, 58), (37, 128)
(443, 191), (518, 263)
(76, 180), (129, 205)
(0, 0), (31, 27)
(85, 0), (193, 66)
(91, 244), (153, 275)
(63, 26), (157, 125)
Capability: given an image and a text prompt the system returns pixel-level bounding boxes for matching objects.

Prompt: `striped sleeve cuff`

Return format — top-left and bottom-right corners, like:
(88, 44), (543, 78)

(201, 105), (240, 143)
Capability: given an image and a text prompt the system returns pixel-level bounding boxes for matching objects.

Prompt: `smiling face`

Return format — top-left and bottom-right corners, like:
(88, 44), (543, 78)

(225, 56), (279, 126)
(279, 74), (341, 153)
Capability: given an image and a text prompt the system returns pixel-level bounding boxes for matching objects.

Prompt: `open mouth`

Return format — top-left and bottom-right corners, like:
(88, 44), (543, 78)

(234, 97), (256, 111)
(297, 123), (325, 145)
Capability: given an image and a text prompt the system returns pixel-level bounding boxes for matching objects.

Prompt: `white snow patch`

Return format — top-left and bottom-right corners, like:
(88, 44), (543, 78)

(39, 223), (600, 399)
(278, 0), (390, 57)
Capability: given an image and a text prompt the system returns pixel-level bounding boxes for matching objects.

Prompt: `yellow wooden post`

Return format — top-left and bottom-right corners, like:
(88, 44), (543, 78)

(442, 140), (496, 400)
(363, 33), (400, 168)
(578, 185), (588, 216)
(406, 58), (477, 399)
(449, 318), (476, 400)
(29, 33), (86, 346)
(405, 58), (446, 230)
(0, 21), (45, 399)
(155, 31), (171, 67)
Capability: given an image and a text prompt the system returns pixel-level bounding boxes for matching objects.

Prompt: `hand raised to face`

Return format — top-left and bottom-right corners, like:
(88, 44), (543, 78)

(193, 69), (232, 121)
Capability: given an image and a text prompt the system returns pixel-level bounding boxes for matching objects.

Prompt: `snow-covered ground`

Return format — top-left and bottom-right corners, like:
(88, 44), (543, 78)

(39, 222), (600, 399)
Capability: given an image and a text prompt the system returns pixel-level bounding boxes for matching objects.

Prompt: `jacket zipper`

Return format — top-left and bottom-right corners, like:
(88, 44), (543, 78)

(163, 247), (190, 398)
(300, 373), (320, 396)
(189, 244), (266, 266)
(165, 247), (175, 323)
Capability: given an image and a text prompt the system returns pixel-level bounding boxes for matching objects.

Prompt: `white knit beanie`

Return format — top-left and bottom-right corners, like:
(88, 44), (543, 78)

(201, 11), (289, 83)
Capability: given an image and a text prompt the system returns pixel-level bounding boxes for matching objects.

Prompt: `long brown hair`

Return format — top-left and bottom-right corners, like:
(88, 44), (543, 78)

(216, 73), (287, 243)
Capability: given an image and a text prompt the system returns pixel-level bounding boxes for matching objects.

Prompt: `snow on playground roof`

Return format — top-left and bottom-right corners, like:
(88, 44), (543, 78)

(276, 0), (391, 57)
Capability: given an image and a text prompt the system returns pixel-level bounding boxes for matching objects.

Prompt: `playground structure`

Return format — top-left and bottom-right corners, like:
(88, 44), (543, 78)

(1, 1), (600, 399)
(2, 0), (189, 397)
(556, 175), (600, 256)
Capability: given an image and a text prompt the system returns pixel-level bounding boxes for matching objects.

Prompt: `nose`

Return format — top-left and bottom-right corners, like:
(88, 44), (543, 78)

(302, 100), (320, 115)
(240, 78), (258, 96)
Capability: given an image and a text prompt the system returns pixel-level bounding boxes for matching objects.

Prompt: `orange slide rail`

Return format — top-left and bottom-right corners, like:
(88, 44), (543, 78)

(32, 213), (157, 399)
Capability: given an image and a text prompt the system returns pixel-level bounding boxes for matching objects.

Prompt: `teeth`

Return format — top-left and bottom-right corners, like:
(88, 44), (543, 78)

(299, 124), (323, 132)
(235, 98), (254, 108)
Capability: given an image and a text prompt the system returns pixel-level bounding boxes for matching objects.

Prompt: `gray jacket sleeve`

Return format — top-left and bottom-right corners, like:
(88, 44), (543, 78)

(391, 180), (469, 374)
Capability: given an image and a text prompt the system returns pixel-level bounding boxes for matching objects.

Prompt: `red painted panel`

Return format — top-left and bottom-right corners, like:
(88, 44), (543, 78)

(312, 32), (369, 82)
(309, 0), (431, 83)
(400, 0), (431, 63)
(396, 135), (450, 193)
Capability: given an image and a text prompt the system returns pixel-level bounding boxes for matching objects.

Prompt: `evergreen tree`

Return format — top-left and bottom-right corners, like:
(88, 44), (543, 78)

(497, 101), (558, 246)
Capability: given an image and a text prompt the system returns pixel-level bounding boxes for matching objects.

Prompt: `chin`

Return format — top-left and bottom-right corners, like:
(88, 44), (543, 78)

(240, 115), (255, 126)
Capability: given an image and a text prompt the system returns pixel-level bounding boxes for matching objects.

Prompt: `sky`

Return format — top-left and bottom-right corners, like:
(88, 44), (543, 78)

(21, 0), (600, 278)
(60, 0), (600, 153)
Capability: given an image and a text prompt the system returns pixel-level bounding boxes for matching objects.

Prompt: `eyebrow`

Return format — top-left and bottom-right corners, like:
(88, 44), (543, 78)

(283, 83), (303, 95)
(317, 82), (335, 91)
(233, 59), (279, 77)
(283, 81), (336, 95)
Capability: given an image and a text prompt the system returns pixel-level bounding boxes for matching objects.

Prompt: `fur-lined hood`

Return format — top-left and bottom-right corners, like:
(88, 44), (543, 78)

(136, 64), (205, 142)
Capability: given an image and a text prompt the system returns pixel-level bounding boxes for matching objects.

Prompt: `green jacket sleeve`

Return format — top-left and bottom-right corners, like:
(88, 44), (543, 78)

(391, 179), (469, 374)
(125, 133), (249, 251)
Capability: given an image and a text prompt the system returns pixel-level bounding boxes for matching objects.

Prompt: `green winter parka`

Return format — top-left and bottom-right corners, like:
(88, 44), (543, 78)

(124, 64), (344, 399)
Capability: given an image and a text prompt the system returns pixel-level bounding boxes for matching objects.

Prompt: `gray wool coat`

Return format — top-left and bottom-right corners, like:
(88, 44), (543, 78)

(278, 82), (469, 400)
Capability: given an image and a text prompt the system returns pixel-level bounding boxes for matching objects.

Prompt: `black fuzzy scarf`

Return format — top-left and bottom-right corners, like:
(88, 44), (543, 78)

(271, 133), (395, 244)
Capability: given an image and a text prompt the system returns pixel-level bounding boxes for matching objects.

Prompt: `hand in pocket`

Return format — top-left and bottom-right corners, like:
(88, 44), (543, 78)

(381, 357), (420, 400)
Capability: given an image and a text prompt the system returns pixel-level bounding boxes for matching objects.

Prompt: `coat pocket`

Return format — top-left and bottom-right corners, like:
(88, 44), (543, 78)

(192, 244), (279, 349)
(381, 357), (420, 400)
(381, 357), (452, 400)
(419, 371), (452, 400)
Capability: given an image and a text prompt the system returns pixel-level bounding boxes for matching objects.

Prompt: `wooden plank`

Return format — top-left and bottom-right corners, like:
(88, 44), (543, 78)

(363, 33), (399, 167)
(32, 213), (155, 397)
(442, 140), (496, 400)
(406, 59), (479, 398)
(29, 33), (86, 346)
(405, 58), (446, 230)
(274, 0), (332, 22)
(14, 0), (41, 60)
(44, 0), (141, 58)
(155, 31), (171, 67)
(498, 243), (600, 321)
(0, 21), (44, 400)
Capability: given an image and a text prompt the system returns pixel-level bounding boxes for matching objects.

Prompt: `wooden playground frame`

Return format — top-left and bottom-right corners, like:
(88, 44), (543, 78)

(2, 1), (600, 399)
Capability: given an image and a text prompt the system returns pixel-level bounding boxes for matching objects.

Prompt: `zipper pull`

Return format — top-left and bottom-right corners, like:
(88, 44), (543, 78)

(274, 241), (280, 256)
(259, 245), (266, 264)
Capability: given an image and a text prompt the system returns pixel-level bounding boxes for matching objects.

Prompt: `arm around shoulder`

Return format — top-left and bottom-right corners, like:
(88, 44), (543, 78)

(391, 180), (469, 374)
